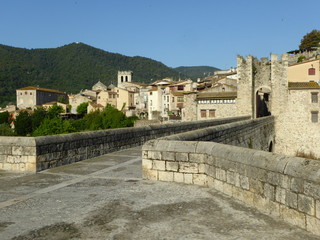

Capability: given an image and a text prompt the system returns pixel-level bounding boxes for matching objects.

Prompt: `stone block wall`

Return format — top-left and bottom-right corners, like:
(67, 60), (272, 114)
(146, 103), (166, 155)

(0, 137), (36, 172)
(143, 143), (320, 235)
(162, 116), (274, 152)
(0, 116), (249, 172)
(142, 117), (320, 236)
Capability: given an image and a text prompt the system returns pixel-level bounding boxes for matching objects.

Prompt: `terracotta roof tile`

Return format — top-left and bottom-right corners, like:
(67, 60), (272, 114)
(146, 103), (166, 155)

(288, 82), (320, 89)
(197, 91), (237, 100)
(17, 86), (65, 94)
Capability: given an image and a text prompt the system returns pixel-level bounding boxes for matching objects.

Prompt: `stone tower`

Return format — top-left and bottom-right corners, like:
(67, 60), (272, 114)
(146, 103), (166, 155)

(236, 54), (288, 119)
(118, 71), (133, 88)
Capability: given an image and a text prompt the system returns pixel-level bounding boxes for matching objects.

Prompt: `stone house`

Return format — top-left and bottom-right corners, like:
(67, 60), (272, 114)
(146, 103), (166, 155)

(148, 86), (163, 120)
(42, 102), (68, 113)
(288, 59), (320, 83)
(276, 81), (320, 157)
(16, 86), (67, 110)
(92, 81), (107, 91)
(196, 91), (237, 120)
(97, 90), (117, 108)
(68, 94), (93, 114)
(87, 103), (104, 113)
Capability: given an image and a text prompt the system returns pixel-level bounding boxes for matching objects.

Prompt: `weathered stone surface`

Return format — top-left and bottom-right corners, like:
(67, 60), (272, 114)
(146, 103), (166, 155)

(193, 174), (207, 186)
(249, 178), (264, 195)
(264, 183), (275, 200)
(161, 152), (175, 161)
(306, 216), (320, 235)
(275, 187), (286, 204)
(184, 173), (193, 184)
(179, 163), (198, 174)
(280, 205), (306, 229)
(147, 151), (161, 160)
(173, 172), (184, 183)
(189, 153), (206, 163)
(291, 177), (304, 193)
(152, 160), (165, 171)
(285, 190), (298, 209)
(142, 159), (152, 170)
(158, 171), (174, 182)
(175, 152), (189, 162)
(142, 168), (158, 180)
(253, 194), (280, 218)
(240, 175), (250, 190)
(298, 194), (315, 216)
(316, 200), (320, 219)
(166, 161), (179, 172)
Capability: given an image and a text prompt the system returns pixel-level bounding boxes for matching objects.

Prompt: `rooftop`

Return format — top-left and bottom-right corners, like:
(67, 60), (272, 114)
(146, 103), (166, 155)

(197, 91), (237, 100)
(288, 82), (320, 89)
(17, 86), (65, 94)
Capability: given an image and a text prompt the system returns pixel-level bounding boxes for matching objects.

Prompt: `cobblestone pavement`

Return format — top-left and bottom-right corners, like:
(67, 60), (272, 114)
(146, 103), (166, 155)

(0, 147), (319, 240)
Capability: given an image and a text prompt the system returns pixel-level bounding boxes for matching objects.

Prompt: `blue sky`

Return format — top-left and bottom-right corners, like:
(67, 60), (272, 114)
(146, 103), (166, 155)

(1, 0), (319, 69)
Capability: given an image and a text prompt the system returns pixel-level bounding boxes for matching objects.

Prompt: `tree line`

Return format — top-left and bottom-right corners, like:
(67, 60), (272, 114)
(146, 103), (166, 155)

(0, 104), (138, 137)
(0, 42), (180, 107)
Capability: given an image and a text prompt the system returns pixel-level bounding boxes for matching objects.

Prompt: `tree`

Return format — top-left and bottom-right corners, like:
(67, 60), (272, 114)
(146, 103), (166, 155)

(47, 104), (64, 119)
(57, 95), (68, 104)
(14, 111), (32, 136)
(31, 107), (47, 131)
(32, 117), (76, 136)
(76, 102), (89, 116)
(0, 111), (10, 124)
(0, 124), (15, 136)
(101, 104), (127, 129)
(299, 30), (320, 50)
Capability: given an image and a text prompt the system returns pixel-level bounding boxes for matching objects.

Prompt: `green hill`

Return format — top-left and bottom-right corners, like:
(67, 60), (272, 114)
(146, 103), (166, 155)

(174, 66), (220, 81)
(0, 43), (180, 107)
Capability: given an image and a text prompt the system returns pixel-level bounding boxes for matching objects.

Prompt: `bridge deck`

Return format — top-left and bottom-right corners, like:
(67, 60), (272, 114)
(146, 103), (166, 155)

(0, 147), (318, 239)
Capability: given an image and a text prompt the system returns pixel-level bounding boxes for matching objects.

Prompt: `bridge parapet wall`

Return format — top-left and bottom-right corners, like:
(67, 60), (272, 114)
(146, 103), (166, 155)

(142, 116), (320, 236)
(0, 116), (249, 172)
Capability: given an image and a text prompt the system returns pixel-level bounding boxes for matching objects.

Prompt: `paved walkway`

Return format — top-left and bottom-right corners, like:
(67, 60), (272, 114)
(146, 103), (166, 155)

(0, 147), (319, 240)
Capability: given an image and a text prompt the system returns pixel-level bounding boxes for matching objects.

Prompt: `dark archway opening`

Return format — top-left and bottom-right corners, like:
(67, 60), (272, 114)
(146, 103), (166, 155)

(256, 91), (271, 118)
(268, 141), (273, 152)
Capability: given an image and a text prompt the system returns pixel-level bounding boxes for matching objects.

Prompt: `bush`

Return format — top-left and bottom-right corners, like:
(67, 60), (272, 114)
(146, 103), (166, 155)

(14, 111), (32, 136)
(32, 117), (76, 136)
(0, 123), (15, 136)
(76, 102), (89, 116)
(31, 107), (47, 131)
(0, 111), (10, 124)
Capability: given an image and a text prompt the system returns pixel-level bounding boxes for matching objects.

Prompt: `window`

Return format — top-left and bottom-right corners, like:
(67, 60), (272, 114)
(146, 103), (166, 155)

(311, 92), (318, 103)
(172, 97), (175, 102)
(311, 111), (318, 123)
(209, 109), (216, 117)
(150, 92), (153, 95)
(30, 92), (32, 95)
(121, 76), (124, 82)
(200, 110), (207, 118)
(177, 97), (184, 102)
(309, 68), (316, 75)
(177, 85), (184, 91)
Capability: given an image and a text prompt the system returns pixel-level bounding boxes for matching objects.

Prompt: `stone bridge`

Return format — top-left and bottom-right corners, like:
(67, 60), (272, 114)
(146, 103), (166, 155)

(0, 116), (320, 237)
(142, 116), (320, 236)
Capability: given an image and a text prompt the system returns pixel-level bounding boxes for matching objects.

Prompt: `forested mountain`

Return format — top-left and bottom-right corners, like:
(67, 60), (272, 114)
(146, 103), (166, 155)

(174, 66), (220, 81)
(0, 43), (180, 107)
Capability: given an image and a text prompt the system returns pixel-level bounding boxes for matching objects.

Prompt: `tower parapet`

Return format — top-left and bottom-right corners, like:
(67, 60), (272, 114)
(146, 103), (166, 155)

(118, 71), (133, 87)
